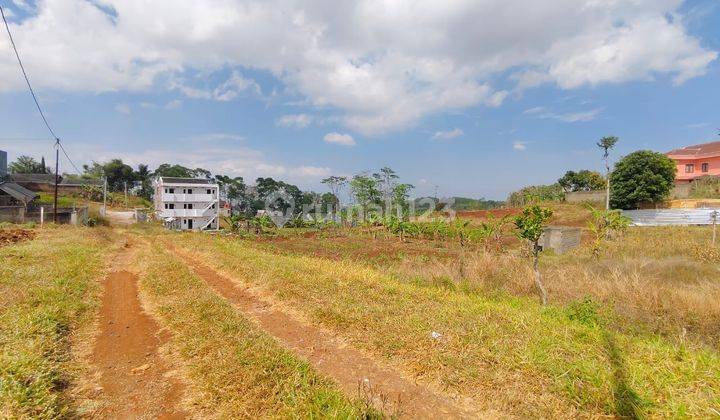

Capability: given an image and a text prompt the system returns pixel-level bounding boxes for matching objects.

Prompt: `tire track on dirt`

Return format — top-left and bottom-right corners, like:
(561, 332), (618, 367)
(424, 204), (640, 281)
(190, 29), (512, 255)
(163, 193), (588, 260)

(168, 244), (492, 419)
(91, 240), (186, 419)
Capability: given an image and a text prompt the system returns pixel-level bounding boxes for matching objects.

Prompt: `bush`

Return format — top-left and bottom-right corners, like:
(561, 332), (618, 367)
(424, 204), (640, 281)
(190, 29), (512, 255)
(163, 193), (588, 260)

(610, 150), (676, 209)
(689, 176), (720, 199)
(507, 184), (565, 207)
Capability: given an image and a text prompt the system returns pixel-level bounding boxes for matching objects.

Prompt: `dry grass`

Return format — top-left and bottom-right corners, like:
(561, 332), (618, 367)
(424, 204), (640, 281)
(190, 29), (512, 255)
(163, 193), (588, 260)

(0, 226), (118, 418)
(129, 234), (381, 418)
(389, 226), (720, 348)
(163, 229), (720, 418)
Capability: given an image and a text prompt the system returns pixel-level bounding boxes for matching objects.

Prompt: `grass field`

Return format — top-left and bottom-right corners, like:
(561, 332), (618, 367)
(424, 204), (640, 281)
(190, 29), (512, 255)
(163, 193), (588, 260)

(129, 234), (381, 418)
(0, 227), (118, 418)
(152, 211), (720, 418)
(3, 203), (720, 418)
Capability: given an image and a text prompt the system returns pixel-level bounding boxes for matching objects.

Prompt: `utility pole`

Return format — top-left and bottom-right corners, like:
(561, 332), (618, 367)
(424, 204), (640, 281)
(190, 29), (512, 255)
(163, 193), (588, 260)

(102, 176), (107, 216)
(712, 210), (718, 246)
(124, 181), (128, 208)
(53, 139), (59, 223)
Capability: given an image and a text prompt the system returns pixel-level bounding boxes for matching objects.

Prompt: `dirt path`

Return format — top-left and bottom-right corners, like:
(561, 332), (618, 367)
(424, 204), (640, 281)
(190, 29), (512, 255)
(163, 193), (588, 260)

(91, 242), (186, 419)
(169, 246), (491, 419)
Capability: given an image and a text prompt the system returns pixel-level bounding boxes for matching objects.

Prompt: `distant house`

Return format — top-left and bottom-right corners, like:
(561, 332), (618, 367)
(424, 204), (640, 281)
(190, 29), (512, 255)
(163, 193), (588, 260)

(666, 141), (720, 183)
(153, 177), (220, 231)
(0, 181), (37, 207)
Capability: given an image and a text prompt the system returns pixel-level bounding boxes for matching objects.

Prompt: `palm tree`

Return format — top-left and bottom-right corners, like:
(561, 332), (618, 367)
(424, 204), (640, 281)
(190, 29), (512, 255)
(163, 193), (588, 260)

(597, 136), (619, 210)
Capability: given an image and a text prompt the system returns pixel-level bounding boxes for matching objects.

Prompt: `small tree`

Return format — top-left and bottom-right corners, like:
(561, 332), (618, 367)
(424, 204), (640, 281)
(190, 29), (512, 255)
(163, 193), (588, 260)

(558, 170), (606, 192)
(597, 136), (619, 209)
(321, 175), (348, 219)
(587, 206), (630, 258)
(610, 151), (676, 209)
(514, 205), (553, 305)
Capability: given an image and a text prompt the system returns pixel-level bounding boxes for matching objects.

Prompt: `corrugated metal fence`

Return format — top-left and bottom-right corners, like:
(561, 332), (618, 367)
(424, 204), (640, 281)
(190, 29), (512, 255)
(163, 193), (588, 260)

(622, 209), (720, 226)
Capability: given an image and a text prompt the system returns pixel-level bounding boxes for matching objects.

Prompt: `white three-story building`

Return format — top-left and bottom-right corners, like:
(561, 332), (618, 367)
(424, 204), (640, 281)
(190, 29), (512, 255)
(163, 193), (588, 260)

(154, 177), (220, 230)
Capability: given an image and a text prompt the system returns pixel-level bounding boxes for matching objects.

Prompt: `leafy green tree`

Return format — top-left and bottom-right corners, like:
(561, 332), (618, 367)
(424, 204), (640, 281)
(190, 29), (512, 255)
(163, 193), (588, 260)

(8, 155), (49, 174)
(558, 170), (606, 192)
(391, 183), (414, 218)
(134, 164), (153, 200)
(597, 136), (619, 209)
(514, 205), (553, 305)
(373, 167), (399, 203)
(153, 163), (195, 178)
(350, 174), (381, 221)
(609, 151), (676, 209)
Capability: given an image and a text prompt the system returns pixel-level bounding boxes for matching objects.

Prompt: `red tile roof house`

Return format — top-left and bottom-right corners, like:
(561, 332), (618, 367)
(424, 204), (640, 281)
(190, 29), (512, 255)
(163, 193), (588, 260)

(666, 141), (720, 183)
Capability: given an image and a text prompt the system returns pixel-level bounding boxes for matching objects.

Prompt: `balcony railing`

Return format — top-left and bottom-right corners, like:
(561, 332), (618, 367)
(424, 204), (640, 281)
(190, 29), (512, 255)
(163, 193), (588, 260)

(161, 193), (216, 202)
(158, 207), (218, 218)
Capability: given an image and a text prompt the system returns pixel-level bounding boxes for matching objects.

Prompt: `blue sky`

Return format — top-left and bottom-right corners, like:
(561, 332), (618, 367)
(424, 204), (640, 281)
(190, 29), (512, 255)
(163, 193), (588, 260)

(0, 0), (719, 200)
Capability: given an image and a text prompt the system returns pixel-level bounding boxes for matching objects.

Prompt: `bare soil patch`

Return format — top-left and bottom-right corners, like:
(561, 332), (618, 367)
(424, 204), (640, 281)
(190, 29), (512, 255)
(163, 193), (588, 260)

(91, 265), (186, 418)
(169, 246), (490, 419)
(0, 228), (35, 247)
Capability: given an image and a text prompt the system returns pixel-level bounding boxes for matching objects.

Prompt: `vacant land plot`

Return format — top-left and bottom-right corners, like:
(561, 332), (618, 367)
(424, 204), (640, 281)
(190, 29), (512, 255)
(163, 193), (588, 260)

(0, 227), (118, 418)
(164, 228), (720, 418)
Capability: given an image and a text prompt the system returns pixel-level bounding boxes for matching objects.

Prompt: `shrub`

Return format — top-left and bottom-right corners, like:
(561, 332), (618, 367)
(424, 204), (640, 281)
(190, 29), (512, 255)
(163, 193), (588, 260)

(609, 150), (676, 209)
(507, 184), (565, 207)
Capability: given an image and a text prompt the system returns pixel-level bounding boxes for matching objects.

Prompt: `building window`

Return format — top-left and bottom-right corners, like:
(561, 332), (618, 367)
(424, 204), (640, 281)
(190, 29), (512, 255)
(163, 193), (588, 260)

(169, 203), (174, 209)
(702, 163), (709, 173)
(168, 188), (174, 193)
(164, 203), (168, 209)
(207, 189), (211, 194)
(685, 164), (694, 173)
(183, 204), (193, 209)
(164, 188), (168, 193)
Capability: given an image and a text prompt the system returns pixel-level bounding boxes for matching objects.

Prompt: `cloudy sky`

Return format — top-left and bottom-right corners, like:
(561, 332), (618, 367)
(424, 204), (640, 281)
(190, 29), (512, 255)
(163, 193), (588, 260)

(0, 0), (718, 199)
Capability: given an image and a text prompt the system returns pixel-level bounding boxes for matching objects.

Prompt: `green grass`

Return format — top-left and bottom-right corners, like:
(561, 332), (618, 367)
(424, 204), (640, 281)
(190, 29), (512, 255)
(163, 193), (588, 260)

(169, 232), (720, 418)
(132, 236), (381, 418)
(0, 227), (116, 418)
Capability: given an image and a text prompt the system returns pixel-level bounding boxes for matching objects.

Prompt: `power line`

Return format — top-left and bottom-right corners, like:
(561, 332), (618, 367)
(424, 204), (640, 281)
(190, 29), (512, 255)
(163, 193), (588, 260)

(1, 5), (83, 178)
(1, 5), (60, 141)
(58, 141), (82, 175)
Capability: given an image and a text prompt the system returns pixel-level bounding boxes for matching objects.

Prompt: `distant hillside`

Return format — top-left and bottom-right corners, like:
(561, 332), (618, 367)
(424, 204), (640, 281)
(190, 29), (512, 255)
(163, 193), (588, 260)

(414, 196), (504, 212)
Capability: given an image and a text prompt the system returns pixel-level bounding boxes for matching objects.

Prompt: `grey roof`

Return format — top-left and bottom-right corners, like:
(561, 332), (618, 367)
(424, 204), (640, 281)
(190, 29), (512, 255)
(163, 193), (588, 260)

(0, 182), (38, 204)
(160, 177), (214, 185)
(8, 173), (59, 184)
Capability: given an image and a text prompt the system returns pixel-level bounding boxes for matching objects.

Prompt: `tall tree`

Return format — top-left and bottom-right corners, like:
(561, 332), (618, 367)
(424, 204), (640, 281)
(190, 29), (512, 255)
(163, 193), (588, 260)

(134, 164), (153, 200)
(8, 155), (48, 174)
(153, 163), (195, 178)
(350, 174), (381, 221)
(321, 175), (348, 217)
(597, 136), (619, 209)
(373, 167), (399, 204)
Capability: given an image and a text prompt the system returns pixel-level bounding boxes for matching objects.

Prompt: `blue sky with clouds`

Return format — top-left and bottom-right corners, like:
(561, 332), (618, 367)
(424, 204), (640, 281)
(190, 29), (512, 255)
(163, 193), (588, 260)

(0, 0), (718, 199)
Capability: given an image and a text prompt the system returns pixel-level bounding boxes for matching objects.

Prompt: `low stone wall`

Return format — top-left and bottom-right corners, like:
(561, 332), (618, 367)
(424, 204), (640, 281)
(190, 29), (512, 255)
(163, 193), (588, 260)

(0, 206), (88, 225)
(565, 190), (605, 204)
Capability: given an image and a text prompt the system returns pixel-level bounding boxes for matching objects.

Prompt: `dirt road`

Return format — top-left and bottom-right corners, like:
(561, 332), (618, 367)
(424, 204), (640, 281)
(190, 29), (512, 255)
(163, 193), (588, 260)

(170, 246), (488, 419)
(91, 244), (186, 418)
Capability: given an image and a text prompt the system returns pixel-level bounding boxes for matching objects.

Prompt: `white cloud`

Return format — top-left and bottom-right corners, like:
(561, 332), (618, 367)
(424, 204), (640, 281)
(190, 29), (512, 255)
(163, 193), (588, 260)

(523, 106), (546, 115)
(0, 0), (716, 134)
(114, 102), (130, 115)
(525, 106), (603, 123)
(323, 132), (355, 146)
(513, 141), (527, 151)
(276, 113), (313, 129)
(187, 133), (245, 142)
(432, 128), (464, 140)
(164, 99), (182, 109)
